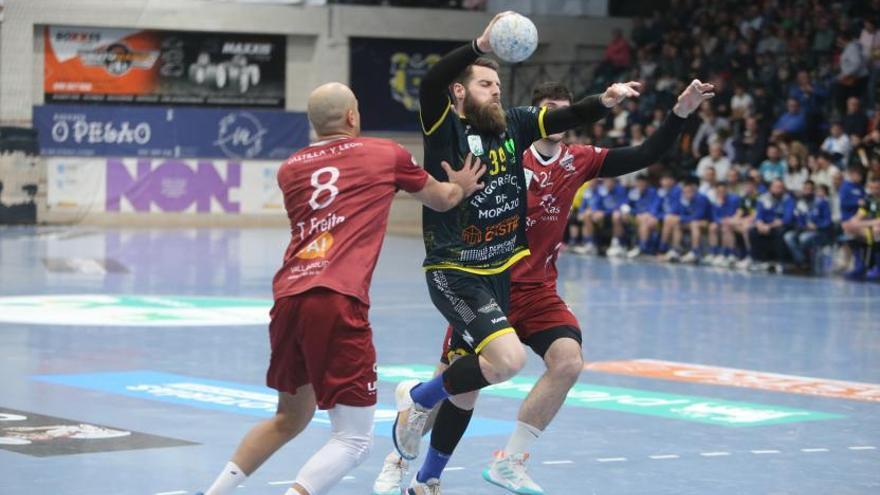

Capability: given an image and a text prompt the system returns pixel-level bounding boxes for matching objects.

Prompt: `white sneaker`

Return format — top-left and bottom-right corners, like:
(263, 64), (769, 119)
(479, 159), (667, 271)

(749, 261), (771, 272)
(582, 243), (598, 256)
(606, 245), (624, 258)
(626, 246), (642, 259)
(482, 451), (545, 495)
(407, 477), (441, 495)
(735, 257), (752, 270)
(773, 263), (784, 274)
(372, 452), (409, 495)
(571, 244), (588, 255)
(681, 251), (699, 264)
(662, 250), (680, 262)
(393, 380), (430, 461)
(710, 254), (726, 267)
(725, 254), (738, 267)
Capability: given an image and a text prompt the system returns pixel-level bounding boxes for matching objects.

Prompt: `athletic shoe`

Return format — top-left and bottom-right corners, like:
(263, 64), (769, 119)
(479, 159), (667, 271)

(626, 246), (642, 259)
(865, 265), (880, 282)
(407, 477), (441, 495)
(606, 245), (624, 258)
(710, 254), (727, 267)
(482, 451), (545, 495)
(735, 257), (752, 270)
(662, 250), (680, 262)
(750, 261), (771, 272)
(372, 452), (409, 495)
(393, 380), (430, 461)
(681, 251), (699, 264)
(570, 244), (588, 255)
(725, 254), (739, 267)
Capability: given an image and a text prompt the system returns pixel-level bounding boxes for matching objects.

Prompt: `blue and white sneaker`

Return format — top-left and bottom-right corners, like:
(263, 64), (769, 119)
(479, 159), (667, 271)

(482, 451), (545, 495)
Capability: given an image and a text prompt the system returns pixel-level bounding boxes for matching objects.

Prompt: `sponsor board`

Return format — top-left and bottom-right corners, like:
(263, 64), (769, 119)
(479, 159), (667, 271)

(0, 295), (271, 327)
(44, 27), (285, 107)
(32, 371), (515, 438)
(0, 406), (194, 457)
(33, 104), (307, 159)
(378, 365), (843, 427)
(47, 158), (283, 215)
(586, 359), (880, 403)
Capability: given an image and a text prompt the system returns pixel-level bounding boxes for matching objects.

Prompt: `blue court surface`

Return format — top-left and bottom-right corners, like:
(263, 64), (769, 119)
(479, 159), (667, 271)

(1, 226), (878, 495)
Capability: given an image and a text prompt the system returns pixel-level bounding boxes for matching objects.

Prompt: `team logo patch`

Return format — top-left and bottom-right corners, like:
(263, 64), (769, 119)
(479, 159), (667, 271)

(467, 135), (485, 156)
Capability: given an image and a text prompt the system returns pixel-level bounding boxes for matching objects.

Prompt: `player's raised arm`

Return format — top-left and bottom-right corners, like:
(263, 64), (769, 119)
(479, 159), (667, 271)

(597, 79), (715, 178)
(541, 81), (642, 136)
(411, 153), (486, 212)
(418, 11), (514, 134)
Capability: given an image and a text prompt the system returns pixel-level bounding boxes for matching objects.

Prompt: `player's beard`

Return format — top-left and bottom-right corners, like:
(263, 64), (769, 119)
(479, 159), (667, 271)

(463, 94), (507, 135)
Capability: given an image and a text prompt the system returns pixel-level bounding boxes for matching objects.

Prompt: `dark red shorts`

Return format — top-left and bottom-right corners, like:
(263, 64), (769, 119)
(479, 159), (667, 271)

(266, 288), (377, 409)
(441, 282), (581, 362)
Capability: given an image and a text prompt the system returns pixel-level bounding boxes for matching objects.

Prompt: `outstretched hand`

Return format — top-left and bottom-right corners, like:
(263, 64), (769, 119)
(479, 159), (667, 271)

(600, 81), (642, 108)
(442, 153), (486, 197)
(672, 79), (715, 118)
(476, 11), (517, 53)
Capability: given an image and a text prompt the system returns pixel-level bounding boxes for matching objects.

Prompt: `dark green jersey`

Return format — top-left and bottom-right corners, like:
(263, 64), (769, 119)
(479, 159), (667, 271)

(421, 103), (548, 273)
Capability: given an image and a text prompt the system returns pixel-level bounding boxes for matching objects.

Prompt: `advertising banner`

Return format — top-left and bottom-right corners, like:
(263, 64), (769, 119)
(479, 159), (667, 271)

(44, 26), (286, 107)
(349, 37), (463, 131)
(33, 104), (308, 160)
(47, 157), (283, 215)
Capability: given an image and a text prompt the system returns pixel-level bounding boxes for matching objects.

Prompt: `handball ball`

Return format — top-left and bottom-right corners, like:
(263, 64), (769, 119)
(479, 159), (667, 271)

(489, 13), (538, 63)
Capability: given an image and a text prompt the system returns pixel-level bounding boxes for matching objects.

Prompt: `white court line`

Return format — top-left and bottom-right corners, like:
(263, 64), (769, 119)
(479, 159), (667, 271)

(596, 457), (627, 463)
(700, 452), (731, 457)
(268, 480), (297, 485)
(750, 450), (781, 455)
(342, 476), (356, 481)
(849, 446), (877, 450)
(155, 492), (187, 495)
(649, 454), (680, 460)
(801, 448), (830, 453)
(542, 460), (574, 465)
(444, 467), (465, 471)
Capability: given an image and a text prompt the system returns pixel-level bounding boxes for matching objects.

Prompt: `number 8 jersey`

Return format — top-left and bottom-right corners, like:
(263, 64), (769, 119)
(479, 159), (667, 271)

(272, 137), (429, 305)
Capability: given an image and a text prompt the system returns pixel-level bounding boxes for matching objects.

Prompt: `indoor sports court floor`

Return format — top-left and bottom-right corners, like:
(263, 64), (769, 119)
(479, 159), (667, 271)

(1, 226), (878, 495)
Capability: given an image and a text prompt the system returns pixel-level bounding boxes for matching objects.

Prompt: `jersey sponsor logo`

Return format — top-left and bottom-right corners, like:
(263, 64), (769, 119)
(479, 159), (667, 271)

(478, 197), (520, 220)
(0, 295), (270, 327)
(286, 260), (330, 281)
(379, 365), (844, 427)
(539, 193), (561, 221)
(32, 371), (516, 438)
(295, 231), (334, 259)
(470, 174), (520, 207)
(462, 225), (483, 245)
(459, 235), (517, 262)
(586, 359), (880, 402)
(490, 316), (507, 324)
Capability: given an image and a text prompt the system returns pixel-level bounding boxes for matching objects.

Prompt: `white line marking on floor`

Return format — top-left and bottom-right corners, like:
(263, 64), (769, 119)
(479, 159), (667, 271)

(596, 457), (628, 462)
(444, 467), (465, 471)
(542, 460), (574, 465)
(700, 452), (731, 457)
(800, 448), (829, 453)
(750, 450), (781, 454)
(342, 476), (356, 481)
(849, 446), (877, 450)
(268, 480), (297, 485)
(155, 492), (187, 495)
(649, 454), (680, 460)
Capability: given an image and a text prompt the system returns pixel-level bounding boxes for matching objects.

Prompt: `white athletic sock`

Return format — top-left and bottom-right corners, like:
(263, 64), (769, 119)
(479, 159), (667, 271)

(504, 421), (542, 456)
(204, 461), (247, 495)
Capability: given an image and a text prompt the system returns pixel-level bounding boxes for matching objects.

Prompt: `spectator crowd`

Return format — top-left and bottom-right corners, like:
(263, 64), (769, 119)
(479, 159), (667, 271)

(564, 0), (880, 280)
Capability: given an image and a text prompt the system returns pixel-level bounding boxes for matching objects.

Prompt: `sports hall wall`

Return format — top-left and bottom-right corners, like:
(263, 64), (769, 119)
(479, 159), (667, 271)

(0, 0), (627, 232)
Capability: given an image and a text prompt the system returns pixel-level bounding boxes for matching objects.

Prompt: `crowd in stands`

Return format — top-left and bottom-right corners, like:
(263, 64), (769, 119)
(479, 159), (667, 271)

(565, 0), (880, 280)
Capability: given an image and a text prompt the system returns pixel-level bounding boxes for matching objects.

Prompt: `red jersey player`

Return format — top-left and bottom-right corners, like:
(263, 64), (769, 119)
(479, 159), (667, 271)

(197, 82), (485, 495)
(374, 79), (714, 495)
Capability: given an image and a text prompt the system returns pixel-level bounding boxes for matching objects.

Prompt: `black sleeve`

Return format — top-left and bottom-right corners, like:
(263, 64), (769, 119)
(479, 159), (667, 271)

(543, 95), (610, 135)
(419, 41), (482, 134)
(598, 113), (688, 178)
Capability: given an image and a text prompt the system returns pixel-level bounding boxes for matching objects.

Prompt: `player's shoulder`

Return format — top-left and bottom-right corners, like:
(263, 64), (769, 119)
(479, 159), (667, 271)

(506, 105), (542, 118)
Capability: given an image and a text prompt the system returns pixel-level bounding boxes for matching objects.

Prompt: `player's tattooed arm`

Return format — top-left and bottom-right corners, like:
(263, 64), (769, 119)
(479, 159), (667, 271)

(598, 79), (715, 178)
(411, 153), (486, 211)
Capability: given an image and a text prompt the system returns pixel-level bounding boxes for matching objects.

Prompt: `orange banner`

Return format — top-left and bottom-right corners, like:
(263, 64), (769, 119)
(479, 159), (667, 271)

(585, 359), (880, 402)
